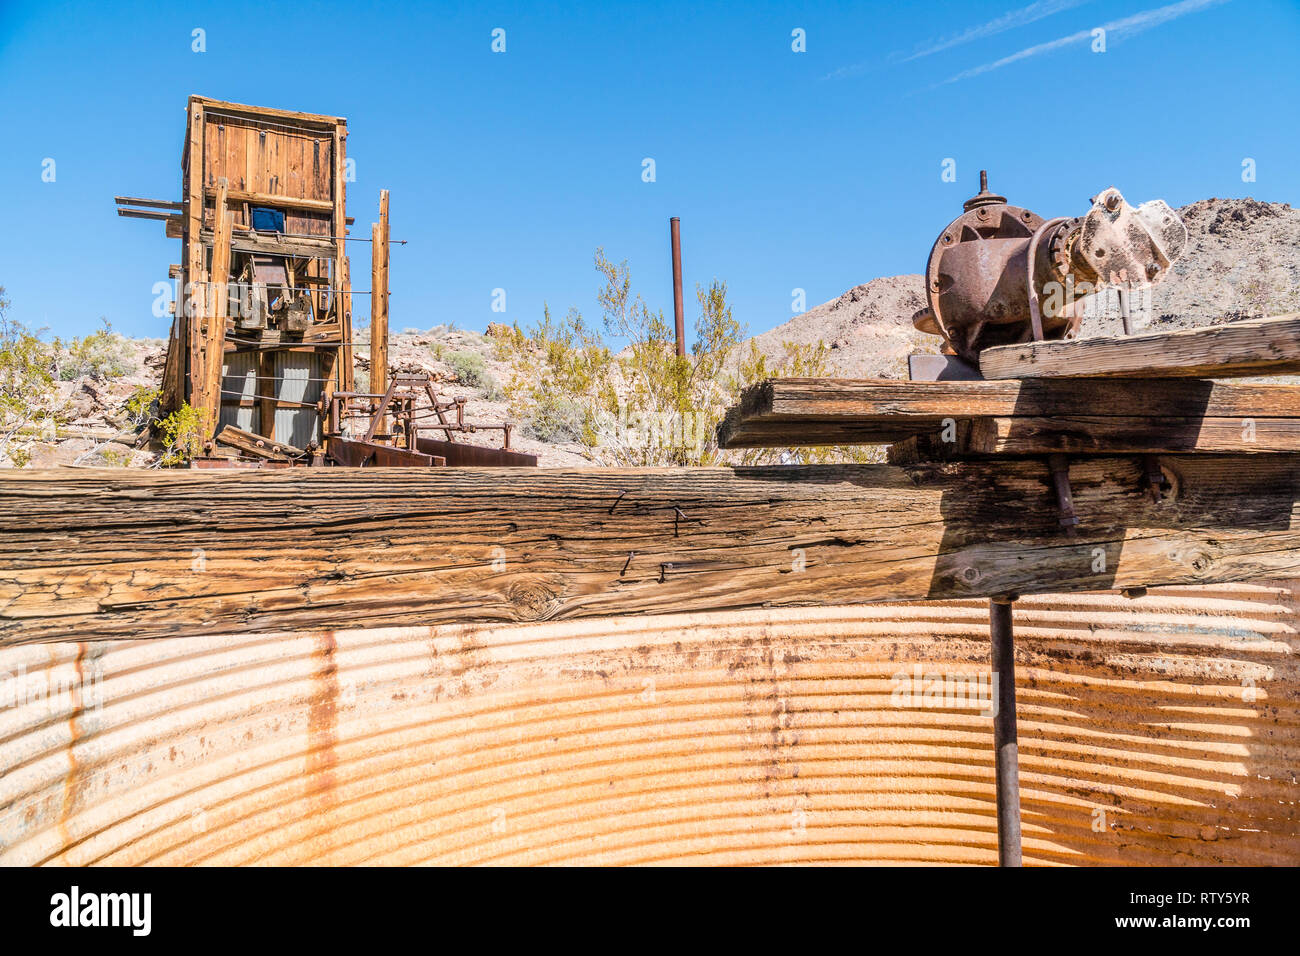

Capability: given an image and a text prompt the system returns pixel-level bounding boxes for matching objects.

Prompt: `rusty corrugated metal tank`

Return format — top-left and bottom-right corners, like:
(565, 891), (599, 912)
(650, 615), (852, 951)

(1, 583), (1296, 865)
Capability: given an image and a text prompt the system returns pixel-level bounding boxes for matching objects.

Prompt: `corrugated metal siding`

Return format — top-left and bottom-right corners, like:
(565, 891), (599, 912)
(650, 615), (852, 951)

(218, 352), (259, 433)
(1, 584), (1296, 866)
(272, 351), (322, 449)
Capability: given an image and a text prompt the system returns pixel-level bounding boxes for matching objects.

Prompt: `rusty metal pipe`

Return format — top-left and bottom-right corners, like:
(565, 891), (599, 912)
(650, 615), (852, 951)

(990, 596), (1023, 867)
(670, 217), (685, 358)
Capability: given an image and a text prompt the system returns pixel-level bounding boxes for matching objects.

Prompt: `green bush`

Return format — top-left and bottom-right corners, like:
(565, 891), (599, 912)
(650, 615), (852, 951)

(446, 350), (489, 387)
(525, 393), (586, 443)
(57, 322), (132, 381)
(0, 288), (64, 466)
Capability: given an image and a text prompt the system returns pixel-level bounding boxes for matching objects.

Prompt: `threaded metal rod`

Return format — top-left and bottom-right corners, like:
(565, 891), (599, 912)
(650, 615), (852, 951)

(990, 596), (1023, 867)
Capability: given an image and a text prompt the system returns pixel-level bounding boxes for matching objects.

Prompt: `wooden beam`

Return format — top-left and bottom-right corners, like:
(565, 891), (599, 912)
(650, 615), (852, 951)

(115, 208), (182, 225)
(966, 416), (1300, 455)
(718, 377), (1300, 448)
(191, 95), (346, 130)
(333, 126), (353, 395)
(159, 321), (183, 414)
(207, 186), (335, 213)
(369, 190), (390, 396)
(256, 351), (277, 441)
(114, 195), (183, 210)
(201, 181), (233, 439)
(890, 416), (1300, 461)
(980, 313), (1300, 380)
(3, 457), (1300, 644)
(183, 98), (205, 416)
(204, 230), (337, 261)
(214, 425), (306, 460)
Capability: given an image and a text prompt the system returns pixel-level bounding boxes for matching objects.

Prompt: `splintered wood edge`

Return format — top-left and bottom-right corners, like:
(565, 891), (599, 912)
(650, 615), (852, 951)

(979, 312), (1300, 380)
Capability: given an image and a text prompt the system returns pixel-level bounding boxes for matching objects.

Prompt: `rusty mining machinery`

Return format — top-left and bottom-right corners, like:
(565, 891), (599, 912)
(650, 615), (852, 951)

(911, 171), (1189, 372)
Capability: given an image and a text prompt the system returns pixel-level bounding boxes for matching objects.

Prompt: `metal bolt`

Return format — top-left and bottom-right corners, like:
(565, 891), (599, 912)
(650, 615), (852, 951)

(1146, 262), (1161, 278)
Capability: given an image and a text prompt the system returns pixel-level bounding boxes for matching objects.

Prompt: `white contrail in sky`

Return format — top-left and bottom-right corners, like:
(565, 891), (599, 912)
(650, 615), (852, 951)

(825, 0), (1087, 78)
(940, 0), (1232, 84)
(904, 0), (1093, 61)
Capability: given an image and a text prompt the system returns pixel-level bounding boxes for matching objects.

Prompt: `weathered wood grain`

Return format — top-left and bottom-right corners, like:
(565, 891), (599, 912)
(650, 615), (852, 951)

(214, 425), (306, 460)
(368, 189), (390, 397)
(717, 377), (1300, 448)
(966, 416), (1300, 455)
(979, 313), (1300, 380)
(2, 461), (1299, 644)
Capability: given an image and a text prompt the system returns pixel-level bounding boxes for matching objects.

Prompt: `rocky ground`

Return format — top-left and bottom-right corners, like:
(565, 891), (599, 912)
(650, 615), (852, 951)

(363, 324), (590, 466)
(24, 196), (1298, 467)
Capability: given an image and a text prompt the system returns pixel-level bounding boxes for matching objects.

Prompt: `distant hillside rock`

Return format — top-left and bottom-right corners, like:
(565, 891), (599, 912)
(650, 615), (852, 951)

(752, 274), (930, 379)
(749, 197), (1300, 378)
(1153, 197), (1300, 329)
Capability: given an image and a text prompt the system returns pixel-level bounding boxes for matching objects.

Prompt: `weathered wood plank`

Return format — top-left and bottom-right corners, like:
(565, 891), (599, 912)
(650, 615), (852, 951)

(369, 189), (390, 396)
(717, 377), (1300, 448)
(980, 313), (1300, 380)
(205, 230), (337, 260)
(214, 425), (306, 460)
(2, 460), (1299, 644)
(333, 125), (353, 396)
(207, 186), (335, 212)
(966, 416), (1300, 455)
(201, 181), (233, 438)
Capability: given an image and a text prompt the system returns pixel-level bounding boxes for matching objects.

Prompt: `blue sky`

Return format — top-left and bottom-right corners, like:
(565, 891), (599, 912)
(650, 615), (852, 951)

(1, 0), (1297, 342)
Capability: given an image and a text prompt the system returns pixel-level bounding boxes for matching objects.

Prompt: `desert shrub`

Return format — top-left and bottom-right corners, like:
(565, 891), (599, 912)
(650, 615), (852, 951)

(497, 251), (878, 465)
(478, 372), (503, 402)
(158, 401), (203, 466)
(0, 288), (64, 467)
(446, 350), (489, 387)
(57, 321), (133, 381)
(524, 393), (587, 443)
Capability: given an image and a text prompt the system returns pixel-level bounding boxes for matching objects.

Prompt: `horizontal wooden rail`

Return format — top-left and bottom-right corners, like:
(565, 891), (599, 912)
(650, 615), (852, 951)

(3, 461), (1300, 644)
(979, 313), (1300, 380)
(206, 186), (335, 213)
(717, 377), (1300, 449)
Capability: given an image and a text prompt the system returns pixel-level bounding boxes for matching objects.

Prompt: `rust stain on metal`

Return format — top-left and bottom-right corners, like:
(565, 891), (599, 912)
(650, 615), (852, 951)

(302, 629), (341, 859)
(1, 584), (1296, 866)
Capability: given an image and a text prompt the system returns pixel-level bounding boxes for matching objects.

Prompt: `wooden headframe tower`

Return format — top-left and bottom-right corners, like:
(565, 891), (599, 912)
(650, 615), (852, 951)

(121, 96), (355, 448)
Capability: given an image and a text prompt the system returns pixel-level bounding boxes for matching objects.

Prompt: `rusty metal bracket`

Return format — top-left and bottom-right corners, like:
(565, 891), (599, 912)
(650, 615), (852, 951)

(1047, 454), (1079, 535)
(1142, 455), (1169, 502)
(1026, 217), (1069, 342)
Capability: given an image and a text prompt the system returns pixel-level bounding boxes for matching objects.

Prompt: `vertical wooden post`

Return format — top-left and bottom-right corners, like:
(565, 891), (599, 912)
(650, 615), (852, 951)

(201, 179), (233, 439)
(333, 124), (353, 394)
(183, 98), (206, 416)
(257, 352), (277, 442)
(369, 189), (390, 397)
